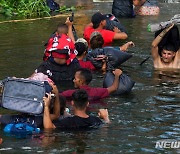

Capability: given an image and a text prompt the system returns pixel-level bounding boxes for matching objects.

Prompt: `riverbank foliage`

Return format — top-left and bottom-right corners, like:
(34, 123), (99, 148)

(0, 0), (75, 18)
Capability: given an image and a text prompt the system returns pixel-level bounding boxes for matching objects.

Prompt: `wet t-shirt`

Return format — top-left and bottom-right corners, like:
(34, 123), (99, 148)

(60, 85), (109, 101)
(53, 115), (103, 130)
(78, 59), (96, 71)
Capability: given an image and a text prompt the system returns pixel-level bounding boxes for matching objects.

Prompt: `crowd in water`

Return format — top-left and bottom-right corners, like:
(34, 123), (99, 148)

(0, 0), (180, 142)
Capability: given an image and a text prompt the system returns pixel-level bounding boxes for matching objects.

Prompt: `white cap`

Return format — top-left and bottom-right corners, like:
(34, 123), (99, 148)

(76, 38), (88, 48)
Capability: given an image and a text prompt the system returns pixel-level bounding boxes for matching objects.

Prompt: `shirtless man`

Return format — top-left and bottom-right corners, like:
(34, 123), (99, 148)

(151, 24), (180, 69)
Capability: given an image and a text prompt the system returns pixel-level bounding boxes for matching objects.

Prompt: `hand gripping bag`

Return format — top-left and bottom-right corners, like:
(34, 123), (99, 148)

(1, 77), (47, 114)
(87, 47), (132, 69)
(103, 72), (135, 95)
(104, 47), (132, 68)
(86, 48), (105, 69)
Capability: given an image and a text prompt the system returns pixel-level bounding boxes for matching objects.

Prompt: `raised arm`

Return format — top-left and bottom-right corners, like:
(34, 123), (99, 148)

(151, 24), (174, 59)
(65, 17), (75, 43)
(43, 93), (56, 129)
(107, 69), (122, 94)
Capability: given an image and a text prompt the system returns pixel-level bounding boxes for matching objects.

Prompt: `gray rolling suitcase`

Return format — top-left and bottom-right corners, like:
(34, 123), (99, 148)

(1, 77), (47, 114)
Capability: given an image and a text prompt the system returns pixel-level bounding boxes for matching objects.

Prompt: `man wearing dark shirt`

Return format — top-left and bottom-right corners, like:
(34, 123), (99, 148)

(43, 89), (110, 129)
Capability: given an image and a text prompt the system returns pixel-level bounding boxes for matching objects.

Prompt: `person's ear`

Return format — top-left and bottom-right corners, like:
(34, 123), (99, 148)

(71, 100), (74, 106)
(83, 51), (87, 56)
(79, 79), (83, 84)
(100, 21), (104, 25)
(173, 52), (176, 57)
(79, 77), (85, 85)
(87, 102), (89, 107)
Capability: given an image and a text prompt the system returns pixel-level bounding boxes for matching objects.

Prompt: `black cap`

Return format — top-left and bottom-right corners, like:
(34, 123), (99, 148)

(91, 12), (106, 25)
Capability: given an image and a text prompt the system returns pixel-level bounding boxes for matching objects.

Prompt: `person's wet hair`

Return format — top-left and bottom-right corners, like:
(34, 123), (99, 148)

(90, 34), (104, 49)
(155, 25), (180, 56)
(59, 95), (67, 115)
(72, 89), (88, 110)
(163, 43), (177, 52)
(57, 23), (68, 34)
(75, 42), (88, 56)
(76, 68), (92, 85)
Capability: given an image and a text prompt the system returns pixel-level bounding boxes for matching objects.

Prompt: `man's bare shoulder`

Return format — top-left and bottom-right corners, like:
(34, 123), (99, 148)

(153, 56), (162, 68)
(173, 50), (180, 68)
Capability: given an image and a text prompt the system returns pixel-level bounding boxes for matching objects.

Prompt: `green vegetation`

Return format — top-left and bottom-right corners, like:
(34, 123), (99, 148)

(0, 0), (75, 18)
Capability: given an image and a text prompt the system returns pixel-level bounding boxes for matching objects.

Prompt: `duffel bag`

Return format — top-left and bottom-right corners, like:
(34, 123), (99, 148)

(103, 72), (135, 95)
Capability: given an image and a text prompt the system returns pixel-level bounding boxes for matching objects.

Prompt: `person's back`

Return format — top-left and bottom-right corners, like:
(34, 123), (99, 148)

(43, 89), (110, 129)
(35, 17), (80, 88)
(35, 57), (80, 90)
(75, 39), (96, 71)
(44, 23), (75, 61)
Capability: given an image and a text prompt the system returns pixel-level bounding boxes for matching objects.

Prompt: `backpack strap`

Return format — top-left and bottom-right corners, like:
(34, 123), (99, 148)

(53, 49), (69, 54)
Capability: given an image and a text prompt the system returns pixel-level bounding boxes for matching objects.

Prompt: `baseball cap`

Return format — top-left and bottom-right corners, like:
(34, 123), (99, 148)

(76, 38), (88, 49)
(91, 12), (106, 25)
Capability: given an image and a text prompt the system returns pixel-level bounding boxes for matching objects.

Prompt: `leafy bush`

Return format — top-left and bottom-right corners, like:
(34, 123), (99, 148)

(0, 0), (75, 18)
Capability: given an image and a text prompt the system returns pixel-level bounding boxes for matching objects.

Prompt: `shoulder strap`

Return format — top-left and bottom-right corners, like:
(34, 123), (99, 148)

(53, 49), (69, 54)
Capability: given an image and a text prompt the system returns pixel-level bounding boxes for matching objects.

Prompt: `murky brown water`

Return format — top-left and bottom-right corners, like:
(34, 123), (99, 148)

(0, 0), (180, 153)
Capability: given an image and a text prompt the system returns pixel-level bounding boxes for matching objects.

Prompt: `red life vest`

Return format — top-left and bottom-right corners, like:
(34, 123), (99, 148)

(43, 33), (77, 65)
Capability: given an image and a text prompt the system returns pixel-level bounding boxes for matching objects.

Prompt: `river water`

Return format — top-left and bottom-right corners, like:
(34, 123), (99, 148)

(0, 0), (180, 153)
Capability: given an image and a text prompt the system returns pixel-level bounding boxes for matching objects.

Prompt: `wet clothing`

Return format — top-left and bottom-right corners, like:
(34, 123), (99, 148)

(35, 58), (80, 87)
(53, 115), (103, 130)
(83, 26), (115, 47)
(112, 0), (135, 18)
(135, 0), (159, 16)
(78, 59), (96, 71)
(60, 85), (109, 101)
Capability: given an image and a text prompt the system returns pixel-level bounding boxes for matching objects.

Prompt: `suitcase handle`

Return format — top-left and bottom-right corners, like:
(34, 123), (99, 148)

(5, 77), (45, 87)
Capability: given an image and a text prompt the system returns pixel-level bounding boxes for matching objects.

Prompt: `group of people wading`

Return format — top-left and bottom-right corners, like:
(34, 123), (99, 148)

(0, 0), (179, 139)
(39, 10), (180, 129)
